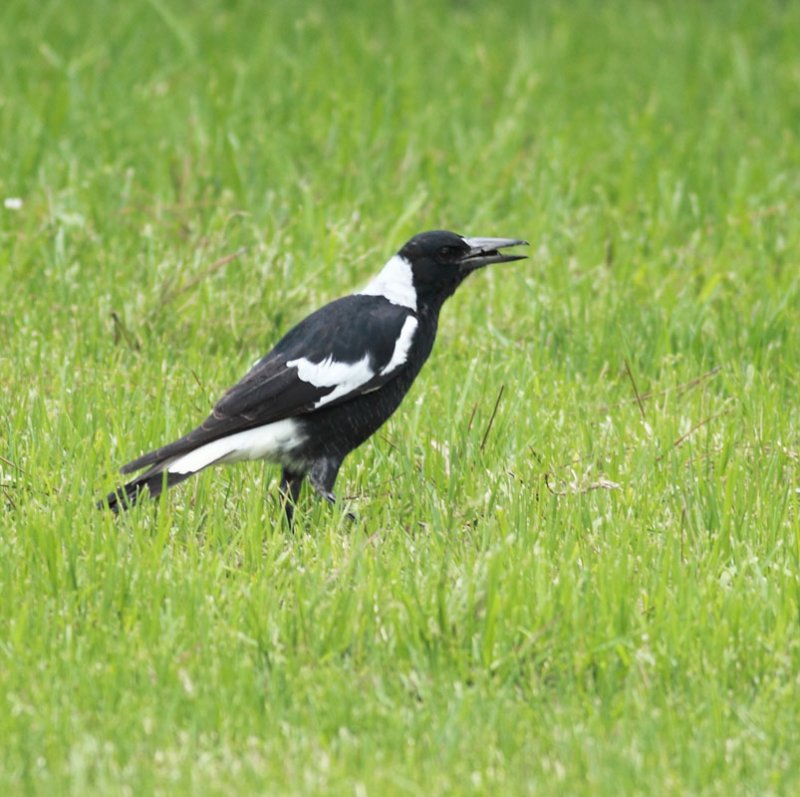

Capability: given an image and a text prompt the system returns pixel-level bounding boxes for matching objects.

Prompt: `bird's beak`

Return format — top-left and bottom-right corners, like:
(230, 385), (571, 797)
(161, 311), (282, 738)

(459, 237), (529, 273)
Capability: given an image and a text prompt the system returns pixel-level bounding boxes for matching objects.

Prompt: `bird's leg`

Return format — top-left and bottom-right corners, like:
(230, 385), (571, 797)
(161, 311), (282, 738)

(279, 468), (305, 527)
(308, 457), (342, 505)
(309, 457), (356, 521)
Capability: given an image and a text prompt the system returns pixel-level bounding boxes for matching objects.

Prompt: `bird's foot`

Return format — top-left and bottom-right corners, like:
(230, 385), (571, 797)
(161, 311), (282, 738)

(308, 457), (355, 519)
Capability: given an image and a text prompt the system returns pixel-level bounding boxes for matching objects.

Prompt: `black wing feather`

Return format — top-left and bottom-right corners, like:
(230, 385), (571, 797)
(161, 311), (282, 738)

(121, 296), (414, 474)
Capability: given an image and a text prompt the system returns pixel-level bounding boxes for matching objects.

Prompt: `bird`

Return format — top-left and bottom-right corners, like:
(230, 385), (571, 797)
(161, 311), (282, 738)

(100, 230), (527, 524)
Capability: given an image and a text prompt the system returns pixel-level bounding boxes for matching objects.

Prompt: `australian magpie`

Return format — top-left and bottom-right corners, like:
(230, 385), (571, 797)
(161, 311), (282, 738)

(101, 230), (527, 523)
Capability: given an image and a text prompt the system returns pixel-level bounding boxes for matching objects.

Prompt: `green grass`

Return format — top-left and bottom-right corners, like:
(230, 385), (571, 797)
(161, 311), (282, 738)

(2, 0), (800, 793)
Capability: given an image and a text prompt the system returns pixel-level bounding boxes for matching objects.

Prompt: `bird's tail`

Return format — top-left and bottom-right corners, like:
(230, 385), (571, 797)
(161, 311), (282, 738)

(98, 465), (192, 513)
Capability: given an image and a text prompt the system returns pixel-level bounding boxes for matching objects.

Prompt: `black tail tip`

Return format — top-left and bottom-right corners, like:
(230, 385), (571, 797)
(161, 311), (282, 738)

(97, 470), (191, 514)
(97, 483), (144, 513)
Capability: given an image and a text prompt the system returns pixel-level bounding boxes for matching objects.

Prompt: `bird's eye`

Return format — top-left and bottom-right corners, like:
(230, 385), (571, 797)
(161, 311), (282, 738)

(439, 246), (457, 258)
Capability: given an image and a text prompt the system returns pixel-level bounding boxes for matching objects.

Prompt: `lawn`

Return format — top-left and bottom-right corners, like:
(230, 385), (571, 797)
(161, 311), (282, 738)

(2, 0), (800, 794)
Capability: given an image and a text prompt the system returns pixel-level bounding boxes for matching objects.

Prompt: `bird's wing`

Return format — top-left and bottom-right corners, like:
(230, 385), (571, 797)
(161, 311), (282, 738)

(121, 296), (417, 473)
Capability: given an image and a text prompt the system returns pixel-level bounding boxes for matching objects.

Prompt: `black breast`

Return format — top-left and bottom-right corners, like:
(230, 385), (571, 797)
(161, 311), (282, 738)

(294, 314), (437, 462)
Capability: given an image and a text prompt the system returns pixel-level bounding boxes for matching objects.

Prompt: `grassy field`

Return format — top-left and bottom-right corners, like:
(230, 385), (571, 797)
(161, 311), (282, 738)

(2, 0), (800, 793)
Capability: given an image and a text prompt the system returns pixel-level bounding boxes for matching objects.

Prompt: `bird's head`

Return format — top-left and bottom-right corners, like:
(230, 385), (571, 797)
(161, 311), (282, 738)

(398, 230), (528, 308)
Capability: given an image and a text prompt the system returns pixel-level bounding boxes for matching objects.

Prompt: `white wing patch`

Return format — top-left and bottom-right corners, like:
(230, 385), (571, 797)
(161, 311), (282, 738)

(380, 316), (417, 376)
(288, 353), (375, 408)
(357, 254), (417, 310)
(167, 418), (306, 474)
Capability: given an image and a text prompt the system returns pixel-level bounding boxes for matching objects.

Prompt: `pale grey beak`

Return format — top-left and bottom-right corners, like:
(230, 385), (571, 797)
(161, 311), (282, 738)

(459, 236), (528, 272)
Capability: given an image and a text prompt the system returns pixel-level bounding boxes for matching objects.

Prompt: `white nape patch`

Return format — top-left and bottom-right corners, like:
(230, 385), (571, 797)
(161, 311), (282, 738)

(288, 353), (375, 408)
(167, 418), (305, 475)
(380, 316), (418, 376)
(357, 254), (416, 310)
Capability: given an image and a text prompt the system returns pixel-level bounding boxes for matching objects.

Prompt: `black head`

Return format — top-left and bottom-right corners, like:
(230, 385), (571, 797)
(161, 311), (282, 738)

(398, 230), (528, 307)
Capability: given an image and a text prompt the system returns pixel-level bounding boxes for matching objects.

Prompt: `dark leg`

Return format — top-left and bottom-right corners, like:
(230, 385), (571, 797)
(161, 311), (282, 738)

(308, 457), (342, 505)
(279, 468), (305, 527)
(309, 457), (355, 520)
